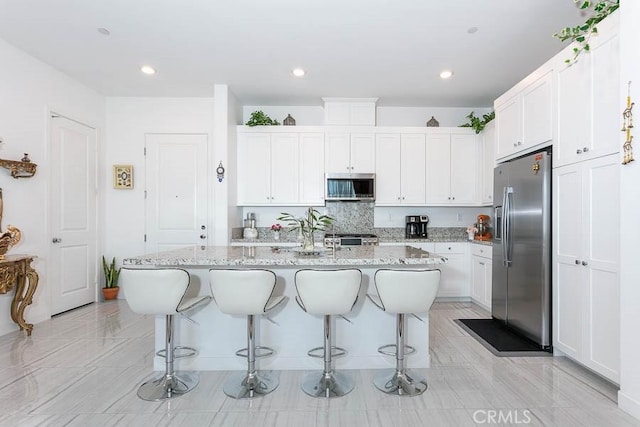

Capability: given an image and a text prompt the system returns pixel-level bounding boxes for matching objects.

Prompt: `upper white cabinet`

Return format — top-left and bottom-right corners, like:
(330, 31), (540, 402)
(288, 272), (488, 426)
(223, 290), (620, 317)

(495, 70), (553, 161)
(325, 132), (375, 173)
(375, 133), (426, 205)
(298, 133), (326, 205)
(481, 121), (495, 205)
(555, 13), (619, 168)
(323, 98), (377, 126)
(426, 132), (479, 205)
(237, 129), (324, 206)
(553, 153), (619, 382)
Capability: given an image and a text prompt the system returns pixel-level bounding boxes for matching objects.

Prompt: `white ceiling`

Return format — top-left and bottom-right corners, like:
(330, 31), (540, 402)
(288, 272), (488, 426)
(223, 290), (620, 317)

(0, 0), (586, 107)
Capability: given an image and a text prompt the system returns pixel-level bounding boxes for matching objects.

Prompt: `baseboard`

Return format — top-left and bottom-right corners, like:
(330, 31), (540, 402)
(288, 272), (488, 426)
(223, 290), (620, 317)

(619, 391), (640, 421)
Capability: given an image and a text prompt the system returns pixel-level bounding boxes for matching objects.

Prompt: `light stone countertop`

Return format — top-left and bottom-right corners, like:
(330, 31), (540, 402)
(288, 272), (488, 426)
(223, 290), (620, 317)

(123, 245), (447, 267)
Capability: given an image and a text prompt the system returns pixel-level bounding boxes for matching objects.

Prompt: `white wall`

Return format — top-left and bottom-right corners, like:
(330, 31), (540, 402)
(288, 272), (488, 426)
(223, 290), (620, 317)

(243, 105), (493, 127)
(103, 97), (214, 262)
(618, 0), (640, 420)
(0, 37), (105, 335)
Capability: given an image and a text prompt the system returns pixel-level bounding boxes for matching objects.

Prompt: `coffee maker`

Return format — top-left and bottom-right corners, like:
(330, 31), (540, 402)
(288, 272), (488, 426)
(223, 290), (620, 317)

(406, 215), (429, 238)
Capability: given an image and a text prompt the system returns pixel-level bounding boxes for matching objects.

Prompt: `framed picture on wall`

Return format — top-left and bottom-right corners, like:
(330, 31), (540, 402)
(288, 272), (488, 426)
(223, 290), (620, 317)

(113, 164), (133, 189)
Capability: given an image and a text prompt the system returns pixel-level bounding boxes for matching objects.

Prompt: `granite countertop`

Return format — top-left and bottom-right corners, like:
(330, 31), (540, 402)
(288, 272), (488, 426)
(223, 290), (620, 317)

(123, 245), (447, 267)
(470, 240), (493, 246)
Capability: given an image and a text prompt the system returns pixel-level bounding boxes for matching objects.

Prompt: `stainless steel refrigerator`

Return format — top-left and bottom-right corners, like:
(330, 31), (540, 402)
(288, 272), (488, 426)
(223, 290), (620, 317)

(492, 150), (551, 349)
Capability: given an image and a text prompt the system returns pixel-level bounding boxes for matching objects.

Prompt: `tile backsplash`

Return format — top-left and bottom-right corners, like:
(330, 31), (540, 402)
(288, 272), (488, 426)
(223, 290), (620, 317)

(324, 202), (374, 233)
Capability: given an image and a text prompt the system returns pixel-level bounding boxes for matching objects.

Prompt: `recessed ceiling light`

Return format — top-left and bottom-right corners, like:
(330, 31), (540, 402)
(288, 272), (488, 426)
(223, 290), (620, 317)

(141, 65), (156, 75)
(292, 68), (306, 77)
(97, 27), (110, 36)
(467, 27), (478, 34)
(440, 70), (454, 79)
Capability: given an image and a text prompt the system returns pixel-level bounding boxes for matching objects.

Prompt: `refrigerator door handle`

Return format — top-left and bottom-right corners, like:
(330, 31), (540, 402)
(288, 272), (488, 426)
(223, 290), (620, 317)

(504, 186), (514, 266)
(501, 187), (508, 266)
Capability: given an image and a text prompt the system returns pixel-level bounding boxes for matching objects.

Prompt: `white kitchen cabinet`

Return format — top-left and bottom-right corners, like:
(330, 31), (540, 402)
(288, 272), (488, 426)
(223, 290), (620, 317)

(495, 70), (553, 161)
(325, 132), (375, 173)
(553, 154), (619, 382)
(470, 244), (492, 310)
(323, 98), (377, 125)
(426, 132), (479, 205)
(481, 121), (495, 205)
(433, 242), (469, 298)
(375, 133), (426, 205)
(298, 133), (325, 205)
(555, 13), (619, 168)
(237, 129), (324, 206)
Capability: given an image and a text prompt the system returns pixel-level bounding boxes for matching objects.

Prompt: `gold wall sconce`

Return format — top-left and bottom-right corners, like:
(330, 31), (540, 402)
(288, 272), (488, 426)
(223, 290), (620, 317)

(0, 153), (37, 178)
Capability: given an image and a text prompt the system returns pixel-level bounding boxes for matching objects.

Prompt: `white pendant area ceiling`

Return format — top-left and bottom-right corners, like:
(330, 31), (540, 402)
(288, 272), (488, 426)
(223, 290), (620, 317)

(0, 0), (587, 107)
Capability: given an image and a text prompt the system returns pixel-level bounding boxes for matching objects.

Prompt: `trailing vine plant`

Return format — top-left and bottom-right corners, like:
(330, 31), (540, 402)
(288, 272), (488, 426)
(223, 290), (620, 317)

(553, 0), (619, 65)
(460, 111), (495, 134)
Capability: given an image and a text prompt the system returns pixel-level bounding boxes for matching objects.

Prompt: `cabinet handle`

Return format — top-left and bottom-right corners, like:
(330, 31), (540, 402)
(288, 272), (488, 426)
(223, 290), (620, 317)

(576, 149), (583, 154)
(575, 259), (581, 265)
(583, 147), (589, 152)
(52, 237), (62, 243)
(582, 261), (588, 266)
(513, 143), (518, 148)
(517, 141), (522, 146)
(402, 197), (405, 200)
(452, 196), (455, 200)
(479, 262), (485, 266)
(397, 197), (401, 200)
(448, 196), (451, 200)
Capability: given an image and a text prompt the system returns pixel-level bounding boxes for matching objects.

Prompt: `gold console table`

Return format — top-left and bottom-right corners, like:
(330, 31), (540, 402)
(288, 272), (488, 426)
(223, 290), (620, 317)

(0, 255), (39, 336)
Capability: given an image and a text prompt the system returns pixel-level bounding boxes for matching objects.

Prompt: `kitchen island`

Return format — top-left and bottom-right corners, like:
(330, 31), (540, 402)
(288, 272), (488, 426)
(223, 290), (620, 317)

(123, 245), (446, 371)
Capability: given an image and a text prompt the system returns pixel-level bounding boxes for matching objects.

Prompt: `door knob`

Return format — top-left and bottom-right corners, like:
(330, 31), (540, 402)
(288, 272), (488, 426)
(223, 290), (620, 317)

(576, 149), (583, 154)
(200, 234), (207, 240)
(575, 259), (580, 264)
(581, 261), (588, 266)
(52, 237), (62, 243)
(201, 225), (206, 230)
(583, 147), (589, 152)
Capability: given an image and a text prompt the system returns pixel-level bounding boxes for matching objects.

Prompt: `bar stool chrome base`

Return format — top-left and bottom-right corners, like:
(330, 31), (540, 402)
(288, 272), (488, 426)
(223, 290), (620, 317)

(301, 370), (355, 398)
(224, 371), (278, 399)
(373, 369), (427, 396)
(137, 371), (200, 401)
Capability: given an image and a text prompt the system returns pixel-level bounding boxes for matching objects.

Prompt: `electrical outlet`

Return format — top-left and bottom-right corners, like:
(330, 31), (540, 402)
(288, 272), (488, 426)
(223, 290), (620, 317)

(457, 213), (463, 222)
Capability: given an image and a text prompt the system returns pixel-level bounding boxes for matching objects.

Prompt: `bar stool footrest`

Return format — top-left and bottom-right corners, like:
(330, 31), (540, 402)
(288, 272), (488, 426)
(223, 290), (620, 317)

(235, 346), (275, 359)
(307, 346), (347, 359)
(156, 346), (198, 359)
(377, 344), (416, 357)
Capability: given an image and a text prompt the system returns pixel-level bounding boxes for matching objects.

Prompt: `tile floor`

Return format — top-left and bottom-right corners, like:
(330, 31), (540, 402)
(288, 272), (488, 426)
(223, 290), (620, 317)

(0, 301), (638, 427)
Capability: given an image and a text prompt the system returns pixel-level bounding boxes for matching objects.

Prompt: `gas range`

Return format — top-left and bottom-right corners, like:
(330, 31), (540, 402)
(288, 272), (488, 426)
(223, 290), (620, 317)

(323, 233), (379, 248)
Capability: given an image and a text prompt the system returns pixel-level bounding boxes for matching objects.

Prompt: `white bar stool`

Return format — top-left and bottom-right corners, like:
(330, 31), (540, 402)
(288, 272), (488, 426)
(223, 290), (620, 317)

(294, 268), (362, 398)
(209, 269), (287, 399)
(368, 269), (440, 396)
(121, 268), (212, 401)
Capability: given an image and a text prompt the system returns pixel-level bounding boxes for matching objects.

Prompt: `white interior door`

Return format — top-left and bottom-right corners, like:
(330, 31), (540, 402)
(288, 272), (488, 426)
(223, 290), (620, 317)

(50, 115), (97, 315)
(145, 134), (208, 253)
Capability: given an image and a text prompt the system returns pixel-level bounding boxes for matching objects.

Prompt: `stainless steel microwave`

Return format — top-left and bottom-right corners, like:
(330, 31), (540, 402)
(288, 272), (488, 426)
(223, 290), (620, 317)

(325, 173), (375, 201)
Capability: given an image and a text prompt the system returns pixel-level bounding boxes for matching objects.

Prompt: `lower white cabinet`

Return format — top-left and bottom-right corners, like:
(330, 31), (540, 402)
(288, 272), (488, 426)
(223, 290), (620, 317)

(553, 154), (619, 382)
(387, 241), (470, 298)
(432, 242), (469, 298)
(470, 244), (492, 311)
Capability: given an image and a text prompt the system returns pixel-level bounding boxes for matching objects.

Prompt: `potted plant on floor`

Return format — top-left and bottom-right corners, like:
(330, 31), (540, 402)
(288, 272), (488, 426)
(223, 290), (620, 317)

(102, 256), (121, 300)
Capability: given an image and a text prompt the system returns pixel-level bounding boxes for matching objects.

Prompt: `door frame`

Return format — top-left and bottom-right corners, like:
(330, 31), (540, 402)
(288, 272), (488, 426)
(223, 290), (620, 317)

(46, 108), (100, 312)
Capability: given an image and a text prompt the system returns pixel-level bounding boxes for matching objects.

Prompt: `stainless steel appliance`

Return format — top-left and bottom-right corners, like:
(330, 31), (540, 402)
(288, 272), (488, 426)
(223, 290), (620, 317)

(325, 173), (375, 201)
(492, 150), (551, 349)
(324, 233), (379, 248)
(405, 215), (428, 238)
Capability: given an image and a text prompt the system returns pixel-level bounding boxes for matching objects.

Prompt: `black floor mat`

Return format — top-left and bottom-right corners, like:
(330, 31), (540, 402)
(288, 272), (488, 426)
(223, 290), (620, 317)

(455, 318), (552, 357)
